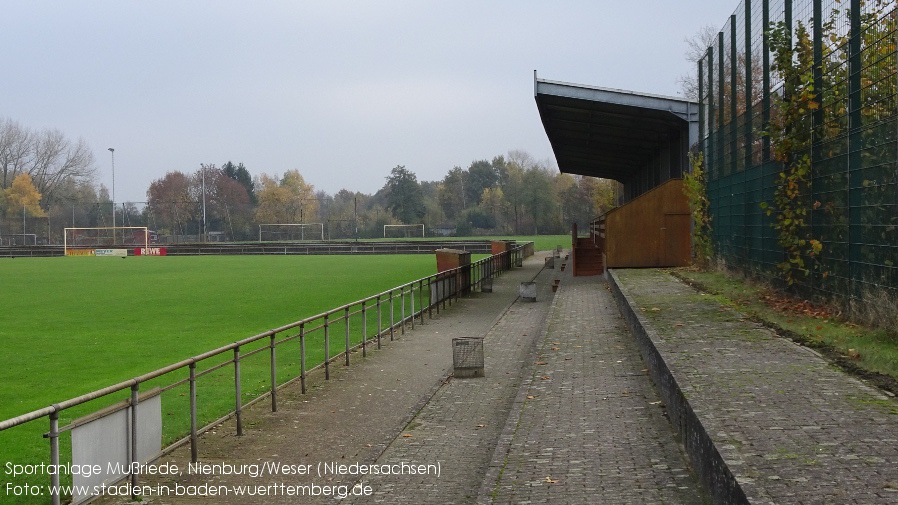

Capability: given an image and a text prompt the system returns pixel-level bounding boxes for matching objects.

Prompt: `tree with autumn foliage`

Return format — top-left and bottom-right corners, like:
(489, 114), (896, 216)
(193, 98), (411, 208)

(255, 169), (319, 224)
(146, 171), (193, 235)
(4, 173), (46, 219)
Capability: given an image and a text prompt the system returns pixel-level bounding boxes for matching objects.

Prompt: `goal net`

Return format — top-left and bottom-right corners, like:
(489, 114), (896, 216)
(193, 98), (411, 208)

(258, 223), (325, 242)
(64, 227), (149, 255)
(384, 224), (425, 238)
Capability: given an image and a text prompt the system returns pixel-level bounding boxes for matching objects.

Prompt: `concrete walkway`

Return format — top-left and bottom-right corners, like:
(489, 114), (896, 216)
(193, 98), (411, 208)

(91, 259), (898, 505)
(92, 254), (703, 504)
(609, 268), (898, 504)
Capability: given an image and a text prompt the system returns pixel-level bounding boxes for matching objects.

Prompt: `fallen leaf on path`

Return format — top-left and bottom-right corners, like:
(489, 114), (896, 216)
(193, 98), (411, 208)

(540, 376), (551, 380)
(545, 477), (559, 484)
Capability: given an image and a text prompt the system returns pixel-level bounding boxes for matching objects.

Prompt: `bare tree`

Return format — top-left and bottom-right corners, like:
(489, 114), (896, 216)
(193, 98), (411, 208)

(0, 118), (96, 205)
(0, 118), (32, 189)
(30, 128), (95, 204)
(678, 25), (719, 100)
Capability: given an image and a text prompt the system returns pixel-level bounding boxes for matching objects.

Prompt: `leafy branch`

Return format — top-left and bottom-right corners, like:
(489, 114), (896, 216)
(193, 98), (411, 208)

(684, 152), (713, 269)
(761, 21), (824, 286)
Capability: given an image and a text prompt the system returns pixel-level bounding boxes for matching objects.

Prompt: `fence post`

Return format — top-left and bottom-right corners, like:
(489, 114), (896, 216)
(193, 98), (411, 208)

(299, 323), (306, 394)
(189, 362), (198, 462)
(344, 307), (351, 366)
(49, 409), (60, 505)
(427, 276), (432, 319)
(361, 301), (367, 358)
(400, 286), (406, 335)
(409, 283), (415, 330)
(324, 314), (330, 379)
(419, 279), (425, 324)
(130, 383), (139, 496)
(270, 334), (278, 412)
(234, 347), (243, 436)
(376, 296), (382, 349)
(389, 290), (395, 341)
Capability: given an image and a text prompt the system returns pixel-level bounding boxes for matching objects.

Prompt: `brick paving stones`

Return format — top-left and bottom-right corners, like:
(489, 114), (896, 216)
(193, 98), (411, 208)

(85, 260), (898, 505)
(344, 260), (557, 505)
(479, 275), (704, 505)
(90, 254), (561, 505)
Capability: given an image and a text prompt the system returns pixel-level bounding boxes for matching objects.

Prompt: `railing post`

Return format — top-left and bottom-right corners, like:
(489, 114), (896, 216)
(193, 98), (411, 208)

(344, 307), (351, 366)
(427, 277), (432, 319)
(270, 334), (278, 412)
(234, 347), (243, 436)
(419, 279), (425, 324)
(299, 323), (307, 394)
(376, 295), (382, 349)
(400, 286), (406, 335)
(389, 290), (395, 341)
(409, 283), (415, 330)
(130, 383), (139, 496)
(49, 408), (60, 505)
(361, 300), (367, 358)
(324, 314), (330, 379)
(189, 362), (198, 462)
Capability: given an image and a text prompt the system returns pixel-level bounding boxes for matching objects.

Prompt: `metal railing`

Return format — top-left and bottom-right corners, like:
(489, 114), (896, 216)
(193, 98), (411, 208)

(0, 245), (530, 505)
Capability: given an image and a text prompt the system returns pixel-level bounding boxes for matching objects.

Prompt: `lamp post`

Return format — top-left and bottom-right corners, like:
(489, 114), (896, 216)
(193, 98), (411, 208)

(108, 148), (115, 241)
(201, 164), (206, 242)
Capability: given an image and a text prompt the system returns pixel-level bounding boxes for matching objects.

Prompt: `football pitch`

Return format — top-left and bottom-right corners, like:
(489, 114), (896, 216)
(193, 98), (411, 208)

(0, 254), (440, 499)
(0, 236), (562, 503)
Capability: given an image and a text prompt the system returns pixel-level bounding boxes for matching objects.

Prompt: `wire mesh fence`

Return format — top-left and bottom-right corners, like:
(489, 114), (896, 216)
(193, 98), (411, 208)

(699, 0), (897, 310)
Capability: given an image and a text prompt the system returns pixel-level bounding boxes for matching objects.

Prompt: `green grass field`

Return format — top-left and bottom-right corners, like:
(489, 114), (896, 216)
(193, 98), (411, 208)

(0, 237), (564, 504)
(0, 254), (440, 503)
(0, 255), (442, 416)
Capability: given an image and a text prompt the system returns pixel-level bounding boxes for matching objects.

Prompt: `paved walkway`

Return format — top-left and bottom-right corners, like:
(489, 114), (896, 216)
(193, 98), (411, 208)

(351, 261), (703, 505)
(478, 274), (703, 505)
(94, 254), (550, 505)
(90, 260), (898, 505)
(93, 254), (704, 504)
(479, 275), (702, 505)
(610, 268), (898, 504)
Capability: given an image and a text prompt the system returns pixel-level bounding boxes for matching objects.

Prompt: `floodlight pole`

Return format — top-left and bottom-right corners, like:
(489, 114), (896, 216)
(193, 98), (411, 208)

(202, 164), (206, 242)
(108, 148), (115, 243)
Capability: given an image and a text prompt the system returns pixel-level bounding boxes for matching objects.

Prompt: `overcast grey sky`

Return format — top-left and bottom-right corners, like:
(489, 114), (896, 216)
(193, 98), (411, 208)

(3, 1), (739, 203)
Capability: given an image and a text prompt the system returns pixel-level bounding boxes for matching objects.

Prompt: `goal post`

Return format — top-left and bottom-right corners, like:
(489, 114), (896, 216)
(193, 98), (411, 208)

(383, 224), (425, 238)
(64, 227), (149, 255)
(258, 223), (325, 242)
